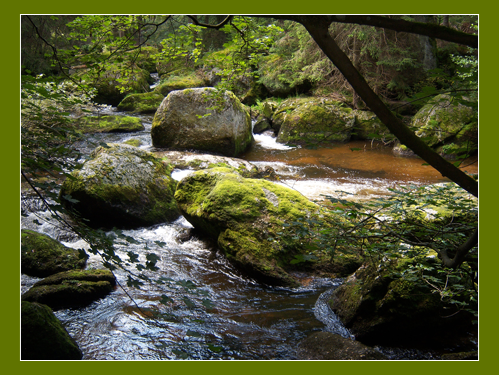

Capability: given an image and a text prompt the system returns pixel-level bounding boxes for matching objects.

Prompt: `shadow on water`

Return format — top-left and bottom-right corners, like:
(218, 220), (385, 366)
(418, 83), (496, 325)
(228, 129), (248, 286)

(22, 114), (478, 360)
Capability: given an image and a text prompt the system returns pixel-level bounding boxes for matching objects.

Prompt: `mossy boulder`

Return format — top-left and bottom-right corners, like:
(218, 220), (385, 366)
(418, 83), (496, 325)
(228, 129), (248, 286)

(73, 115), (145, 133)
(21, 269), (116, 310)
(117, 92), (164, 114)
(395, 94), (477, 157)
(174, 167), (340, 286)
(273, 97), (356, 146)
(156, 59), (194, 79)
(152, 88), (253, 157)
(153, 73), (207, 97)
(351, 110), (392, 141)
(21, 301), (82, 360)
(60, 143), (179, 229)
(21, 229), (87, 278)
(253, 114), (272, 134)
(155, 151), (267, 177)
(328, 262), (474, 347)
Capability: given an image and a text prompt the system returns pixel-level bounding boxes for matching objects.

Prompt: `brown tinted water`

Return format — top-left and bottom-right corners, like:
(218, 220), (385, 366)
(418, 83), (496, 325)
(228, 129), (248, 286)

(242, 138), (477, 183)
(240, 136), (478, 200)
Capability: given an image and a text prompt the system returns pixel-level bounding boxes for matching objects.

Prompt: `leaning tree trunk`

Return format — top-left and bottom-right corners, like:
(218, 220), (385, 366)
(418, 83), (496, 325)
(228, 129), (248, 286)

(300, 17), (478, 198)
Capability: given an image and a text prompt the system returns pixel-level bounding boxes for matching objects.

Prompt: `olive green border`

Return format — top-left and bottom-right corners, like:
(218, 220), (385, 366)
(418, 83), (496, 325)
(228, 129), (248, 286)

(7, 1), (498, 373)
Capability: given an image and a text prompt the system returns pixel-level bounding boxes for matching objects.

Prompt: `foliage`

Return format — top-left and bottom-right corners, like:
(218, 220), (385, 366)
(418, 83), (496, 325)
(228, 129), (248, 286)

(203, 17), (283, 94)
(20, 72), (212, 317)
(286, 182), (477, 317)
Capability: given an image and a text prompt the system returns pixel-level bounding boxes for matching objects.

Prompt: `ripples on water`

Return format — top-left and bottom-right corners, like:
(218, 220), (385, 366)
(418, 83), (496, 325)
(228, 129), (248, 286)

(21, 114), (478, 360)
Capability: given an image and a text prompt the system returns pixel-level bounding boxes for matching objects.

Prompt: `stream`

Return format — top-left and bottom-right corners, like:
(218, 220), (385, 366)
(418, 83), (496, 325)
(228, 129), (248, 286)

(21, 106), (478, 360)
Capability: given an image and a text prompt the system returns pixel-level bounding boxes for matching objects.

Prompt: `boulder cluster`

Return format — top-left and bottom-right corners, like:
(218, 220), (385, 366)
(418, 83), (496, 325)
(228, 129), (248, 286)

(22, 82), (477, 359)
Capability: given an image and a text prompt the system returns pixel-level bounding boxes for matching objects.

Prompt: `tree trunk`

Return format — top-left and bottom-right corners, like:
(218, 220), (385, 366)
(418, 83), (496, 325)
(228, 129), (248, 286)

(442, 15), (450, 28)
(300, 18), (478, 198)
(414, 15), (438, 71)
(352, 35), (361, 109)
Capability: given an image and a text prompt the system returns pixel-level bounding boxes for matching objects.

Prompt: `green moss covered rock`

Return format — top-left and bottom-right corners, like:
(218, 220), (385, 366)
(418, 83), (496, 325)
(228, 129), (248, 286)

(328, 262), (473, 347)
(351, 110), (392, 141)
(22, 269), (116, 310)
(21, 229), (87, 278)
(175, 167), (341, 286)
(152, 88), (253, 157)
(117, 92), (164, 114)
(395, 94), (477, 157)
(153, 73), (207, 97)
(273, 97), (355, 146)
(21, 301), (82, 360)
(73, 115), (145, 133)
(60, 143), (179, 229)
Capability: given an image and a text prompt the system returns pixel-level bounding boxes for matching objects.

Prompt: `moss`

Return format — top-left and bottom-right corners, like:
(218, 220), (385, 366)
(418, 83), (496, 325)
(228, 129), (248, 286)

(151, 88), (252, 157)
(117, 92), (164, 114)
(33, 269), (116, 286)
(175, 168), (340, 286)
(22, 269), (116, 310)
(60, 144), (179, 229)
(327, 261), (469, 346)
(21, 301), (82, 360)
(21, 229), (87, 277)
(131, 46), (159, 73)
(351, 110), (391, 141)
(76, 63), (151, 106)
(123, 138), (142, 147)
(273, 98), (355, 145)
(154, 73), (206, 96)
(74, 115), (144, 133)
(22, 280), (114, 310)
(411, 94), (477, 155)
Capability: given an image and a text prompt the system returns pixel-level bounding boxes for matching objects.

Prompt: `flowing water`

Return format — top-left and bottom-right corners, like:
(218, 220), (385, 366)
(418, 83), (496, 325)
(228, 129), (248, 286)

(21, 108), (478, 360)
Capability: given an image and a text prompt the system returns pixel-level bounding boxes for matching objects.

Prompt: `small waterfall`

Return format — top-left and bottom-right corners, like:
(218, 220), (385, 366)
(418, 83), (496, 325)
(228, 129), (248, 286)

(313, 285), (355, 340)
(149, 73), (160, 90)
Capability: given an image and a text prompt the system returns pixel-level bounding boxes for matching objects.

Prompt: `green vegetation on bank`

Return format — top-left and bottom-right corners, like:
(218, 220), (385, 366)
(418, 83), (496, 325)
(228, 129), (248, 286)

(20, 15), (479, 355)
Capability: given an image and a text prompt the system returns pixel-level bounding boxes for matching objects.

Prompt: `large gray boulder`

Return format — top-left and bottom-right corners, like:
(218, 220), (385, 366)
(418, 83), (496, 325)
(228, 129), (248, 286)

(60, 143), (179, 229)
(151, 88), (253, 157)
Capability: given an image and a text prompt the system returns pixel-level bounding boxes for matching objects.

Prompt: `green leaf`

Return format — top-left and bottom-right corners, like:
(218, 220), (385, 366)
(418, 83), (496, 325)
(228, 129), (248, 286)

(172, 349), (188, 359)
(202, 298), (215, 309)
(207, 344), (223, 353)
(177, 279), (197, 290)
(159, 294), (174, 305)
(183, 297), (196, 308)
(62, 194), (79, 204)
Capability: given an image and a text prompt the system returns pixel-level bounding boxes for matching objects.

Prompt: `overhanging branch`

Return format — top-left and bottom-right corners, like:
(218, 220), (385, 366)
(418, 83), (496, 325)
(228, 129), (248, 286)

(300, 19), (478, 197)
(254, 15), (477, 48)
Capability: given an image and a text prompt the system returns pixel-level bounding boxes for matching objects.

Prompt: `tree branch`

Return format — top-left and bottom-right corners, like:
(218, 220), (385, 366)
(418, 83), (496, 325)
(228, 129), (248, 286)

(440, 228), (478, 268)
(299, 19), (478, 197)
(186, 15), (233, 29)
(260, 15), (477, 48)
